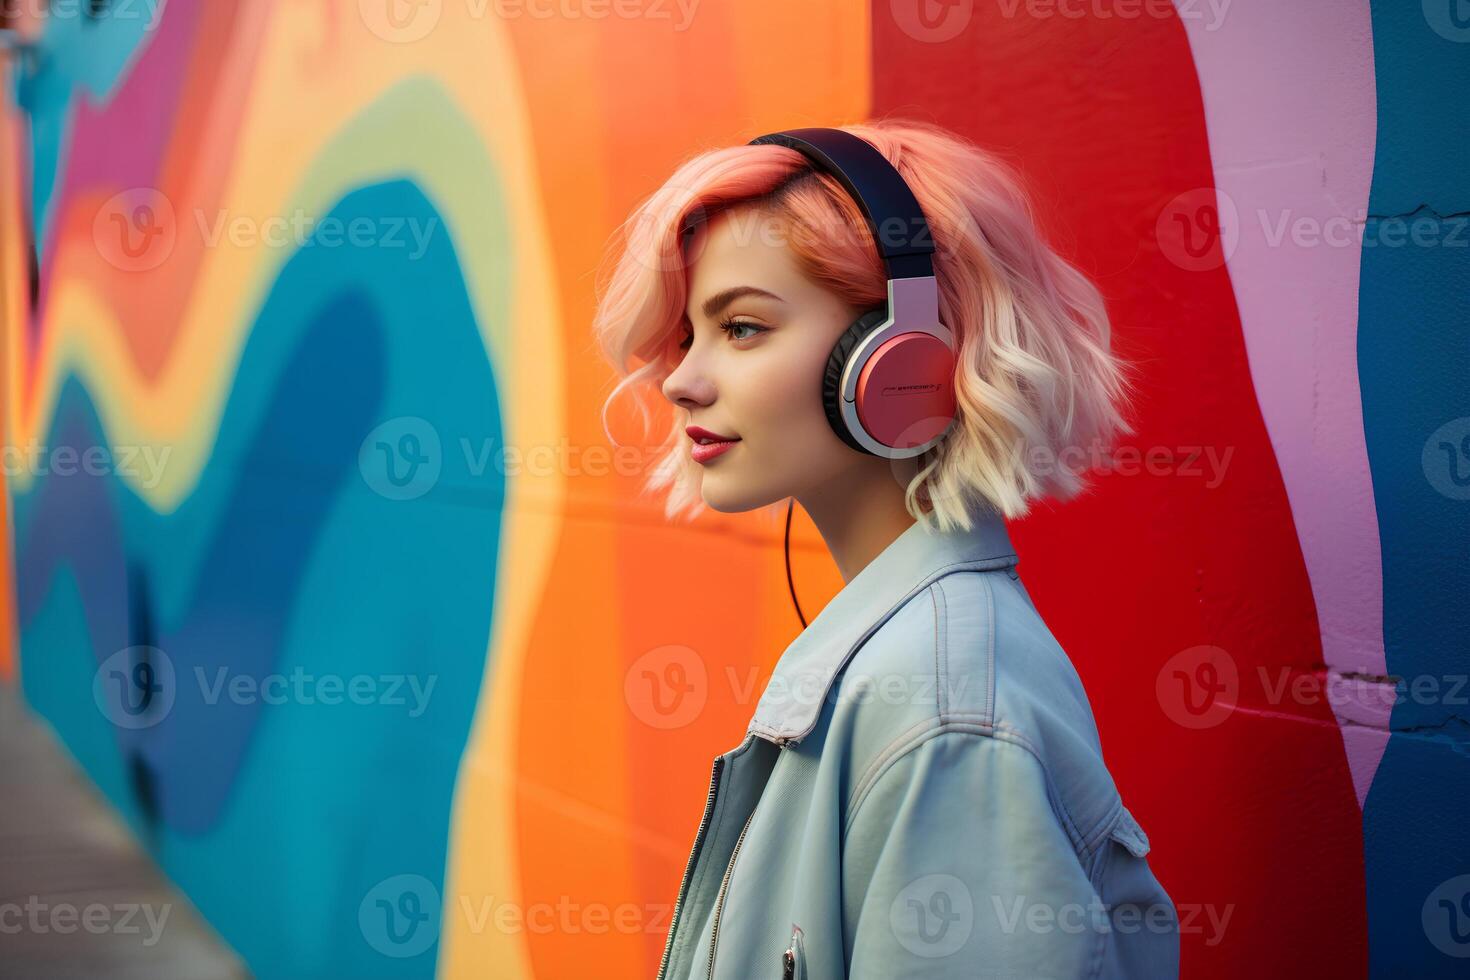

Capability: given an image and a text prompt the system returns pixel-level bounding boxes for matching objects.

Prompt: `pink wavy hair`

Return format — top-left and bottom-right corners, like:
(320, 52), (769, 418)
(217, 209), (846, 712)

(592, 117), (1136, 532)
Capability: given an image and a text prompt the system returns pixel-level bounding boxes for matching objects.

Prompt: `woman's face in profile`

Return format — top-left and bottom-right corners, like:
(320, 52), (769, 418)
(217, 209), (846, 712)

(661, 206), (873, 513)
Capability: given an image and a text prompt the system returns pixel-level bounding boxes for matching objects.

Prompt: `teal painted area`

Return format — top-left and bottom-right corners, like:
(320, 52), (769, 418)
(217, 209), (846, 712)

(19, 564), (137, 820)
(151, 180), (507, 979)
(104, 71), (509, 636)
(14, 178), (509, 978)
(1359, 1), (1470, 975)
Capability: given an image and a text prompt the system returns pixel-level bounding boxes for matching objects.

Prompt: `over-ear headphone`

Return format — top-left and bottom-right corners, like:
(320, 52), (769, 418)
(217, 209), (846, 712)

(746, 127), (959, 628)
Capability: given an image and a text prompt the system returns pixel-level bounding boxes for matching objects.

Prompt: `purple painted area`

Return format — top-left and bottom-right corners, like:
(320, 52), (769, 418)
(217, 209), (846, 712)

(1176, 0), (1386, 806)
(14, 402), (130, 663)
(36, 0), (204, 318)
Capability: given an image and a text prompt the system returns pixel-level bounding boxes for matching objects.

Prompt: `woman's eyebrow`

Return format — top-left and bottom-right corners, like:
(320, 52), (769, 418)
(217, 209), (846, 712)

(700, 285), (785, 320)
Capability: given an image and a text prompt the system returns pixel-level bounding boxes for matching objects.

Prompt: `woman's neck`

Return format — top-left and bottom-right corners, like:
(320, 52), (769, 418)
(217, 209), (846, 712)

(796, 458), (922, 585)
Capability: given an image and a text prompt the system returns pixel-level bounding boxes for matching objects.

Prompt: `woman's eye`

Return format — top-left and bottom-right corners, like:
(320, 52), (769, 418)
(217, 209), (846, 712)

(720, 319), (765, 342)
(677, 319), (765, 351)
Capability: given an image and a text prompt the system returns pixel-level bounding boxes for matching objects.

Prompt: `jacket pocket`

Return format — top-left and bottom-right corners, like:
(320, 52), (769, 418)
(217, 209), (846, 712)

(1090, 803), (1154, 895)
(780, 924), (806, 980)
(1108, 805), (1151, 859)
(1091, 804), (1180, 978)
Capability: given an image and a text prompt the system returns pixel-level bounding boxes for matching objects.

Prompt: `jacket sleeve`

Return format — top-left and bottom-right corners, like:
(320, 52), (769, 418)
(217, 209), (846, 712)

(840, 729), (1102, 980)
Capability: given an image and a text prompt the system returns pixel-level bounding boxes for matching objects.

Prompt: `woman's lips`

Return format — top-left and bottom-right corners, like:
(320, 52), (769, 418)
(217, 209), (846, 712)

(691, 439), (739, 464)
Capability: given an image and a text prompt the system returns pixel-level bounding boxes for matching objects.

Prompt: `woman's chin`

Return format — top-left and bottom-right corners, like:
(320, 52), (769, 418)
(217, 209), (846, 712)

(700, 491), (746, 514)
(700, 477), (766, 515)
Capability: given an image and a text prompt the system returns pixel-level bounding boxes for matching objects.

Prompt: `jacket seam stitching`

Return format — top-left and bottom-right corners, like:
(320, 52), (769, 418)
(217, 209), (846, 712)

(840, 726), (1112, 977)
(930, 574), (997, 729)
(841, 715), (1090, 852)
(987, 719), (1089, 849)
(982, 573), (996, 725)
(990, 717), (1115, 854)
(845, 715), (947, 825)
(746, 555), (1018, 742)
(1079, 797), (1127, 857)
(845, 578), (954, 819)
(931, 583), (949, 719)
(842, 725), (1082, 847)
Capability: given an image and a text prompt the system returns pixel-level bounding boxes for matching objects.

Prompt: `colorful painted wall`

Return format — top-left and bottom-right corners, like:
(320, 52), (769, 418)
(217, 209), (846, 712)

(1, 1), (1464, 977)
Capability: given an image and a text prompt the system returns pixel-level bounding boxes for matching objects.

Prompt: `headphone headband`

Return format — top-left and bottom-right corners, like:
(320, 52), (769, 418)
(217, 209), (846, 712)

(748, 128), (935, 282)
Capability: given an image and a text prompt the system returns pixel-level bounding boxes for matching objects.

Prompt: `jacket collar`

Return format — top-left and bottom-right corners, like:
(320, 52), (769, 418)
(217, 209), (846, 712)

(746, 507), (1019, 746)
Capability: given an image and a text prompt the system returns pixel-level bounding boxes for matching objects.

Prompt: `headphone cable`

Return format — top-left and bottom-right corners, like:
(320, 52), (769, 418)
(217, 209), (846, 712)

(784, 498), (808, 629)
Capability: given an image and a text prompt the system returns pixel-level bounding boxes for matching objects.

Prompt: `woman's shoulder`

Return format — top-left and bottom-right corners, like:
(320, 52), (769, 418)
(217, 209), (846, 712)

(832, 566), (1128, 854)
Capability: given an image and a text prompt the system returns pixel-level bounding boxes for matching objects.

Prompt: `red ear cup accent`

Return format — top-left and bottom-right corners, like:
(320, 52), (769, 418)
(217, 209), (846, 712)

(822, 310), (957, 455)
(854, 332), (957, 449)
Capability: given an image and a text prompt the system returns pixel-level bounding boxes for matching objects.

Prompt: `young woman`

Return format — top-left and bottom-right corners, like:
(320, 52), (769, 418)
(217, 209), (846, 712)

(593, 120), (1179, 980)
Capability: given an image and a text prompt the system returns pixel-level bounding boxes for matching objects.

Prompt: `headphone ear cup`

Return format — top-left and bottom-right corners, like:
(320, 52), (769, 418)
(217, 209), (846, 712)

(822, 309), (891, 455)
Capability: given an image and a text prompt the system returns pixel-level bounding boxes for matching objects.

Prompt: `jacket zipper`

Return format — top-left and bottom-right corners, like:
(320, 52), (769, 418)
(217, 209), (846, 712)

(655, 754), (726, 980)
(704, 805), (757, 979)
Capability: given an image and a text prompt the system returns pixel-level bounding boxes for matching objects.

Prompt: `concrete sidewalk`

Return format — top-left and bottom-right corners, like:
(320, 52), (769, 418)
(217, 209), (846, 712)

(0, 681), (249, 979)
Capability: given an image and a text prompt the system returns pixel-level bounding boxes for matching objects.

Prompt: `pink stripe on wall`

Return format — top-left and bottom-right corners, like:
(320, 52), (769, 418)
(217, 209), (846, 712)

(1175, 0), (1386, 806)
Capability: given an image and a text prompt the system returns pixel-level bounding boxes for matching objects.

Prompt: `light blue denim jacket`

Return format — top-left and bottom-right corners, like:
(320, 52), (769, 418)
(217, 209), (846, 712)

(655, 509), (1179, 980)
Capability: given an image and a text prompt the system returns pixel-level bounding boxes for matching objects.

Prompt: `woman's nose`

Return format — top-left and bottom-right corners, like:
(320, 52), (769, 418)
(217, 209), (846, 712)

(662, 347), (715, 409)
